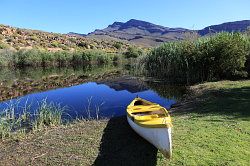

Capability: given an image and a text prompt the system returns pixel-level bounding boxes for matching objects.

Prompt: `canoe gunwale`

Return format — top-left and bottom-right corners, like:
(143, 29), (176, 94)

(127, 97), (172, 128)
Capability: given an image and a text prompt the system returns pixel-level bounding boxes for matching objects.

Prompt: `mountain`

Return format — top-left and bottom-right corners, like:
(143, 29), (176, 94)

(68, 32), (86, 37)
(87, 19), (191, 47)
(86, 19), (250, 47)
(198, 20), (250, 35)
(1, 20), (249, 50)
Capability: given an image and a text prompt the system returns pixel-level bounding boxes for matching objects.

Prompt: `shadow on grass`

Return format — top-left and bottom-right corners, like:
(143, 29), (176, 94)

(173, 87), (250, 120)
(93, 116), (158, 166)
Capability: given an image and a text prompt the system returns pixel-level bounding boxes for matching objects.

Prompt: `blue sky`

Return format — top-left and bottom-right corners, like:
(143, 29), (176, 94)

(0, 0), (249, 34)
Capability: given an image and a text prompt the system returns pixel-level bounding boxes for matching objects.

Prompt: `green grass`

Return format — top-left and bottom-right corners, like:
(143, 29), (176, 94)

(0, 80), (249, 165)
(170, 115), (249, 166)
(169, 80), (250, 165)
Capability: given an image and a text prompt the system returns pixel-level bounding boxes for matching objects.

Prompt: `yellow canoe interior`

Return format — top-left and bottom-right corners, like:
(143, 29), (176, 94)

(127, 97), (172, 128)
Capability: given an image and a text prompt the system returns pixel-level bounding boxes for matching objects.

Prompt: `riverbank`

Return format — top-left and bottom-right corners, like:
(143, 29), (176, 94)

(0, 80), (249, 165)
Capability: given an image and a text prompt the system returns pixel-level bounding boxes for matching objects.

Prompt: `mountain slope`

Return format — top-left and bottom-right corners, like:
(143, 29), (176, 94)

(87, 19), (192, 47)
(87, 19), (250, 47)
(198, 20), (250, 35)
(1, 19), (249, 50)
(0, 24), (129, 52)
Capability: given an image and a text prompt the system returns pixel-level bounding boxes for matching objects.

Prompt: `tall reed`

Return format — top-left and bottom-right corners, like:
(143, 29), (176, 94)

(0, 49), (120, 68)
(0, 99), (64, 139)
(32, 99), (64, 130)
(84, 97), (105, 120)
(139, 32), (250, 84)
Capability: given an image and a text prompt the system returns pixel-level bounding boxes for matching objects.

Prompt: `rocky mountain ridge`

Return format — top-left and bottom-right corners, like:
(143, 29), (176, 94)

(86, 19), (250, 47)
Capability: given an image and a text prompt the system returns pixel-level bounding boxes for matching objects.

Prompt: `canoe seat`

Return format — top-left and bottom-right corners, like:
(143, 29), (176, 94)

(134, 114), (159, 121)
(132, 109), (169, 122)
(132, 109), (165, 115)
(127, 97), (172, 128)
(130, 105), (160, 112)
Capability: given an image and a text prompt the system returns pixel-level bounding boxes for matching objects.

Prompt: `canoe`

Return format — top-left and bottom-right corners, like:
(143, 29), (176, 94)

(127, 97), (172, 158)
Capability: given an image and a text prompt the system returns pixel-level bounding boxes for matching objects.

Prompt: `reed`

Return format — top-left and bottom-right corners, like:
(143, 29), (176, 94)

(0, 49), (120, 68)
(32, 99), (64, 130)
(0, 100), (23, 139)
(139, 32), (250, 84)
(0, 99), (64, 139)
(84, 97), (105, 120)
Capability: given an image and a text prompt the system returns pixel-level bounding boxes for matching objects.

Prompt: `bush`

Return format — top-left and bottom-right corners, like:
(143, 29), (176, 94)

(54, 51), (72, 67)
(96, 54), (112, 64)
(51, 41), (60, 47)
(113, 42), (122, 49)
(77, 42), (88, 48)
(41, 51), (55, 67)
(71, 51), (84, 65)
(124, 46), (143, 58)
(112, 54), (122, 62)
(0, 41), (9, 49)
(82, 50), (114, 64)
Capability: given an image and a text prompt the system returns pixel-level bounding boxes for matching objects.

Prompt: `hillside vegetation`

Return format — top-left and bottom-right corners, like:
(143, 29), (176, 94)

(0, 24), (145, 67)
(0, 24), (129, 52)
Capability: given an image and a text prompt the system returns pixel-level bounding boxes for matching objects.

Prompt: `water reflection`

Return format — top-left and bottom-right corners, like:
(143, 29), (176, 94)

(0, 75), (184, 119)
(97, 76), (147, 93)
(0, 64), (121, 84)
(146, 81), (187, 100)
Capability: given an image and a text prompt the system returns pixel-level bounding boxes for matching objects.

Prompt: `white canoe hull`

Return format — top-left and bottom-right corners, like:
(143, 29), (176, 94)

(127, 116), (172, 158)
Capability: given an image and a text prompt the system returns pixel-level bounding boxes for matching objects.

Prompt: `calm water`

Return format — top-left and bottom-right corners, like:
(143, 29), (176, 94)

(0, 66), (185, 120)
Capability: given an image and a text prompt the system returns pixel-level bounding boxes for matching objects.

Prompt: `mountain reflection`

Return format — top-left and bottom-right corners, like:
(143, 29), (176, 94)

(97, 76), (148, 93)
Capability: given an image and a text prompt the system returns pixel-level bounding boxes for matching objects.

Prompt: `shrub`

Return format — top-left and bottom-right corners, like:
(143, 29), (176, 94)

(54, 51), (72, 67)
(96, 54), (112, 64)
(77, 42), (88, 48)
(0, 41), (9, 49)
(71, 51), (84, 65)
(40, 51), (55, 67)
(51, 41), (60, 47)
(113, 42), (122, 49)
(124, 46), (143, 58)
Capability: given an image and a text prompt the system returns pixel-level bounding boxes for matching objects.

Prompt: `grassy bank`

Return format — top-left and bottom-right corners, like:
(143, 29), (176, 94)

(170, 80), (250, 165)
(0, 80), (249, 165)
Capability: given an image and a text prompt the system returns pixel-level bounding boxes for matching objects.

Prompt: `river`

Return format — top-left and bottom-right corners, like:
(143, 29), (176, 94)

(0, 65), (186, 120)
